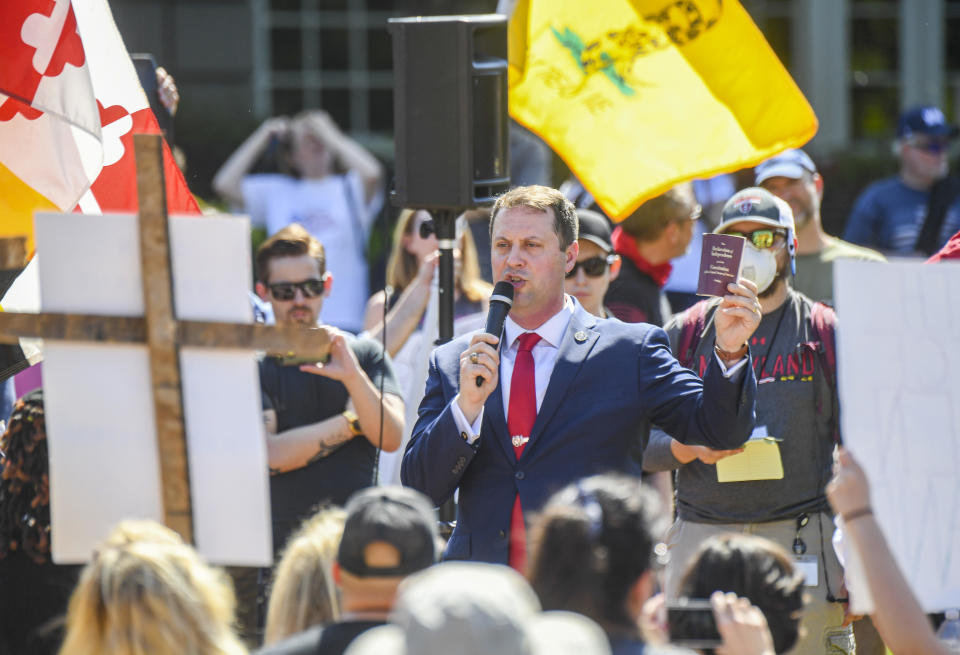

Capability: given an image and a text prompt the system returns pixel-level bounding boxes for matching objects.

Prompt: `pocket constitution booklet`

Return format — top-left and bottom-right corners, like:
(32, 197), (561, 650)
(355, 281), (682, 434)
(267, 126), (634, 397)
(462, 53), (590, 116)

(697, 233), (745, 297)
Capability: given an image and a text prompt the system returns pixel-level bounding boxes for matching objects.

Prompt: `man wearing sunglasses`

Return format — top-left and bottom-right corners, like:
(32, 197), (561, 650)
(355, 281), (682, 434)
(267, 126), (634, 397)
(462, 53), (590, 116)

(645, 188), (854, 655)
(254, 223), (404, 557)
(756, 149), (884, 306)
(845, 105), (960, 256)
(563, 209), (621, 318)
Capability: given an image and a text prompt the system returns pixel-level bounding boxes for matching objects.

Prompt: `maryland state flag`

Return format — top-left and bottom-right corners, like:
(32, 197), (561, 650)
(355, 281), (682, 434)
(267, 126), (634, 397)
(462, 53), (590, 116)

(506, 0), (818, 220)
(0, 0), (199, 379)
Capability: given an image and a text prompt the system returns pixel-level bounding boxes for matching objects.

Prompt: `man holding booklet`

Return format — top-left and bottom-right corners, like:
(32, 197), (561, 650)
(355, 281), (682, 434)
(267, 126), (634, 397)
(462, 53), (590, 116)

(402, 185), (762, 569)
(644, 187), (853, 655)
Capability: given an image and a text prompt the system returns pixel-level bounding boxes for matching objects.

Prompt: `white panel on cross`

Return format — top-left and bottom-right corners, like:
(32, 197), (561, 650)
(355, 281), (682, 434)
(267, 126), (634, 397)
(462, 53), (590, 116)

(34, 211), (271, 565)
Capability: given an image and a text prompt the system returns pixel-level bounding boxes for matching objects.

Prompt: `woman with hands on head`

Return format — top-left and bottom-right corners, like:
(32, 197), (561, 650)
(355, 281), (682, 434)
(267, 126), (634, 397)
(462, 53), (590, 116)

(213, 109), (385, 334)
(212, 110), (383, 209)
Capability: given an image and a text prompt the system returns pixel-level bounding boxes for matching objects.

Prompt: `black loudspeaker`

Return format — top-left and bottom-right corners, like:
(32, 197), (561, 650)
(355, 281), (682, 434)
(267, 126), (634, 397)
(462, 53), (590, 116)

(388, 15), (510, 209)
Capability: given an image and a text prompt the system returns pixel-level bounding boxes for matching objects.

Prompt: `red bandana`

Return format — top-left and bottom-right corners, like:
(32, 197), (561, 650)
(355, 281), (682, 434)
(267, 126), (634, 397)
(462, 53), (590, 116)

(611, 226), (673, 287)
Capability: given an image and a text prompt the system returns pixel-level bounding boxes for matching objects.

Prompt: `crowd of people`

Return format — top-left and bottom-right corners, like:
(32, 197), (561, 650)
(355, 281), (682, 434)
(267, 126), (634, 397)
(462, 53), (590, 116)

(1, 99), (959, 655)
(0, 394), (945, 654)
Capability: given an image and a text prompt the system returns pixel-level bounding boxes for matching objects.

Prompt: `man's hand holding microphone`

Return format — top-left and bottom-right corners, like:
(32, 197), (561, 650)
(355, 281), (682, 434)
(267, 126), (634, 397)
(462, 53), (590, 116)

(458, 281), (514, 424)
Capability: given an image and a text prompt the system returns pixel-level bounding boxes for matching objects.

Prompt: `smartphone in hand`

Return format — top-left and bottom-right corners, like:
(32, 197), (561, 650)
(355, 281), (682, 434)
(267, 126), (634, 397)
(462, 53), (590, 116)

(667, 598), (723, 649)
(131, 53), (174, 142)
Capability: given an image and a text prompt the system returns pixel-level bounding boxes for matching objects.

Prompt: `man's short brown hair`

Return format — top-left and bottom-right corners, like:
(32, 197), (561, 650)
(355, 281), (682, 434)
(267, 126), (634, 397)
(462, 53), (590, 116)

(256, 223), (326, 283)
(490, 185), (578, 250)
(620, 183), (699, 243)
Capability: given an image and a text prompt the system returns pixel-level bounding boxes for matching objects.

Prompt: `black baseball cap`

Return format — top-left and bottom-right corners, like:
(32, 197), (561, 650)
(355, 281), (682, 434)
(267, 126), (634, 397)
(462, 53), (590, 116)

(337, 486), (438, 578)
(575, 209), (613, 253)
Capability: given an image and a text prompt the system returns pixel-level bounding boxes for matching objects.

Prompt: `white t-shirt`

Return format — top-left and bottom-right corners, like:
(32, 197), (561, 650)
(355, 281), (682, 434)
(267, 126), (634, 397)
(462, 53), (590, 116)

(242, 171), (383, 333)
(376, 301), (485, 486)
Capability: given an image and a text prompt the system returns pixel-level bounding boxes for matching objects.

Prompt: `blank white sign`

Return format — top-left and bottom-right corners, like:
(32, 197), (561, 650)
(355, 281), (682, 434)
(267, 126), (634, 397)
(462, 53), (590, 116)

(36, 212), (271, 565)
(834, 258), (960, 613)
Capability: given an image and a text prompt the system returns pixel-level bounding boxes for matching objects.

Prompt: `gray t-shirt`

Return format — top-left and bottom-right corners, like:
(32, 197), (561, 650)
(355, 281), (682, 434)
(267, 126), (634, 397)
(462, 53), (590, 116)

(644, 290), (836, 523)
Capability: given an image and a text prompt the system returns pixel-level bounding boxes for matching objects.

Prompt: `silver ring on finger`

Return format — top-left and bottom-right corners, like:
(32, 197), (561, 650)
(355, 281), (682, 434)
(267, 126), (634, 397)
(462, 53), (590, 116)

(470, 352), (479, 364)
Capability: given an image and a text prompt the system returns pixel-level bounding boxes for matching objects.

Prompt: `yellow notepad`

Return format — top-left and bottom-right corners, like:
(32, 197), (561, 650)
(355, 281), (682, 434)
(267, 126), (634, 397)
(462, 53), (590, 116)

(716, 438), (784, 482)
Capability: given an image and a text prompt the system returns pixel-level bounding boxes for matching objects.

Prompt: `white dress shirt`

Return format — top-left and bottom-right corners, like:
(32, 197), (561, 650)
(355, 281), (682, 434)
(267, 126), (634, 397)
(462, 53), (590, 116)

(451, 297), (574, 443)
(451, 296), (747, 444)
(498, 297), (574, 414)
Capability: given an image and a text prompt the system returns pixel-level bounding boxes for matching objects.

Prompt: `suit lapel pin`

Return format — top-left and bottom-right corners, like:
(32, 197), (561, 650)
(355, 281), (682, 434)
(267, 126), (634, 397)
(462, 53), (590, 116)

(574, 330), (588, 343)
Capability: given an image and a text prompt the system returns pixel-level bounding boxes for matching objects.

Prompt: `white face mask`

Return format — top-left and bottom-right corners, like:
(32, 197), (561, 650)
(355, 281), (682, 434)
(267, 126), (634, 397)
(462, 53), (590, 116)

(740, 242), (778, 293)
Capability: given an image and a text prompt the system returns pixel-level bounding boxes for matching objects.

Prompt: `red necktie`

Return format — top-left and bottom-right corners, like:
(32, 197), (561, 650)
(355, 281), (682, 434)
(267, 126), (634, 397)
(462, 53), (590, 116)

(506, 332), (541, 572)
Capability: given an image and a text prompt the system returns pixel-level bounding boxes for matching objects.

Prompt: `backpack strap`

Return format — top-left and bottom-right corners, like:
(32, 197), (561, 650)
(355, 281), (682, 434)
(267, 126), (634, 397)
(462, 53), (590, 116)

(808, 301), (840, 444)
(809, 302), (837, 384)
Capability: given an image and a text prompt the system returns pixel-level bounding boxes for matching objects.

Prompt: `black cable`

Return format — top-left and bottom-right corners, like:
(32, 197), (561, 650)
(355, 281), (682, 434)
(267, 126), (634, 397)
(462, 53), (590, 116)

(755, 296), (789, 379)
(813, 364), (847, 604)
(370, 186), (392, 487)
(818, 512), (848, 604)
(801, 296), (847, 604)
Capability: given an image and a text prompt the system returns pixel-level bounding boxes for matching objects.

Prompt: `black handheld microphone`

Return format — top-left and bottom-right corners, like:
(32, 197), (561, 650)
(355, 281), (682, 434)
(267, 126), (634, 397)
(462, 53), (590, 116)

(476, 281), (514, 387)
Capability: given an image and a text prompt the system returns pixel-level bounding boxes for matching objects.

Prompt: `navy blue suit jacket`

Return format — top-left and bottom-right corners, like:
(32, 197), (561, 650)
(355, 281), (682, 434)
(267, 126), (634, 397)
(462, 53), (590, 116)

(401, 303), (756, 564)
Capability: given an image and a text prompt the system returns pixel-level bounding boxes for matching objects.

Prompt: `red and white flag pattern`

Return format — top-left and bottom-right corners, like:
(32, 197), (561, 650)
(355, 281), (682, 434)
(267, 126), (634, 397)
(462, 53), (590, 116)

(0, 0), (198, 256)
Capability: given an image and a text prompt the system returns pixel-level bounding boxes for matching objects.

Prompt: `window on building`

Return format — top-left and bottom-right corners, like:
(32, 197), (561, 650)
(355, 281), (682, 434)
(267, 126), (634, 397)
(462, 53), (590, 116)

(255, 0), (495, 155)
(849, 0), (899, 141)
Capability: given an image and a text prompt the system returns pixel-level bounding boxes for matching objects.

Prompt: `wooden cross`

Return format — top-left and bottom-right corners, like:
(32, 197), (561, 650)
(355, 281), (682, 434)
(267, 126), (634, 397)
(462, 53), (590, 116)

(0, 134), (330, 545)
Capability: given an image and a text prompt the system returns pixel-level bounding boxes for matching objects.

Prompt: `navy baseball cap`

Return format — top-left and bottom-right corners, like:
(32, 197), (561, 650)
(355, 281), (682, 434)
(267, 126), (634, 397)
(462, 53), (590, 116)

(897, 106), (959, 139)
(754, 149), (818, 185)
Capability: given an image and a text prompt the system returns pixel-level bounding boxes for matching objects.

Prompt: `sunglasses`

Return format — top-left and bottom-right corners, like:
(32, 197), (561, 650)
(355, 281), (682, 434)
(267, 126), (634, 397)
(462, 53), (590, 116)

(566, 255), (615, 278)
(416, 217), (435, 239)
(724, 228), (787, 250)
(906, 138), (951, 155)
(268, 279), (325, 300)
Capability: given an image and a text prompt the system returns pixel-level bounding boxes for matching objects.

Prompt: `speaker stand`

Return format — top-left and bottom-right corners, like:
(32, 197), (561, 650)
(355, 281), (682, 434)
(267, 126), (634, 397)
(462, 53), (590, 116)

(431, 209), (460, 532)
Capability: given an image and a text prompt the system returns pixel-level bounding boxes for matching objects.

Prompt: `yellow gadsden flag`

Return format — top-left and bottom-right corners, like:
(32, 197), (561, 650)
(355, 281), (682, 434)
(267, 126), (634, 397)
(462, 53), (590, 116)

(507, 0), (818, 220)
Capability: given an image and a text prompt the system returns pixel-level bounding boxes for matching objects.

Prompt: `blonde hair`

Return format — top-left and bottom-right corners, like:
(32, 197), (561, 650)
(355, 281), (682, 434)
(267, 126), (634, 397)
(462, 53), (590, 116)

(263, 507), (347, 645)
(58, 520), (246, 655)
(384, 208), (492, 304)
(98, 519), (184, 548)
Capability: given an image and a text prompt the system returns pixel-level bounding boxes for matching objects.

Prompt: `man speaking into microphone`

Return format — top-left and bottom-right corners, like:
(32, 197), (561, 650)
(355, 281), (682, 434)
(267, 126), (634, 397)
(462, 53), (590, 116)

(402, 186), (762, 568)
